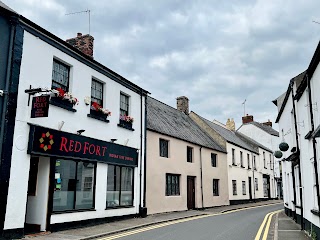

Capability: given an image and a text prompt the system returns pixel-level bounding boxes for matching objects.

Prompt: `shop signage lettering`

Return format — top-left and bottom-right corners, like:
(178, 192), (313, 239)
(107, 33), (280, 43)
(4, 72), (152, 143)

(31, 95), (50, 118)
(28, 125), (138, 166)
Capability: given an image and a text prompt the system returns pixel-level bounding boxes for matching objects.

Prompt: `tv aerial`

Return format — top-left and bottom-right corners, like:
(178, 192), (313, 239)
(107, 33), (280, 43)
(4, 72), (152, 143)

(66, 9), (91, 34)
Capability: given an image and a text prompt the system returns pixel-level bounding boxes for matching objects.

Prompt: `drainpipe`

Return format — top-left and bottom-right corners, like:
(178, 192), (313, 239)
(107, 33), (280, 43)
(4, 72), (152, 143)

(291, 81), (304, 230)
(143, 95), (147, 209)
(252, 153), (256, 201)
(306, 74), (320, 212)
(138, 90), (144, 216)
(199, 147), (204, 208)
(0, 17), (16, 234)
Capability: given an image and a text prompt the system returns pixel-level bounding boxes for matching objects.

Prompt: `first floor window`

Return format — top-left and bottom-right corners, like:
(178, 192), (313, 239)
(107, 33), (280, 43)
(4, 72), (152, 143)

(166, 174), (180, 196)
(242, 181), (246, 195)
(107, 165), (134, 207)
(232, 180), (237, 195)
(52, 59), (70, 91)
(255, 178), (258, 191)
(120, 93), (129, 116)
(53, 159), (95, 212)
(187, 146), (193, 163)
(213, 179), (219, 196)
(232, 148), (235, 165)
(91, 79), (103, 106)
(247, 154), (250, 169)
(160, 139), (169, 158)
(240, 151), (243, 167)
(211, 153), (217, 167)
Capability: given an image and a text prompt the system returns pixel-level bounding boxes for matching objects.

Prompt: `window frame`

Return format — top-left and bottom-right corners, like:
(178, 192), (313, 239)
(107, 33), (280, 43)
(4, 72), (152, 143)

(240, 151), (243, 167)
(120, 92), (130, 116)
(51, 59), (70, 92)
(242, 181), (246, 195)
(263, 152), (266, 168)
(269, 154), (273, 170)
(213, 179), (219, 196)
(254, 156), (257, 170)
(247, 153), (251, 169)
(232, 180), (237, 195)
(166, 174), (180, 196)
(232, 148), (236, 165)
(211, 153), (217, 167)
(255, 178), (258, 191)
(106, 164), (134, 208)
(187, 146), (193, 163)
(159, 138), (169, 158)
(91, 79), (104, 107)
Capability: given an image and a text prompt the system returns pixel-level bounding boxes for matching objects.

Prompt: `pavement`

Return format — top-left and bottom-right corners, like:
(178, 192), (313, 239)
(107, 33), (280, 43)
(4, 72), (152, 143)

(21, 200), (311, 240)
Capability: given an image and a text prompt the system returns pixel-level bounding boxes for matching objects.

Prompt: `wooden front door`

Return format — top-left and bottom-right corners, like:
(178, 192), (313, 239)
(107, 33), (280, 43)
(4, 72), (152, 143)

(187, 176), (195, 210)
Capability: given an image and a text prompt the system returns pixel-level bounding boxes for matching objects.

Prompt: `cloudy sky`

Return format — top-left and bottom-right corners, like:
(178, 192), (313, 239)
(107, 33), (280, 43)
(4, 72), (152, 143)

(3, 0), (320, 128)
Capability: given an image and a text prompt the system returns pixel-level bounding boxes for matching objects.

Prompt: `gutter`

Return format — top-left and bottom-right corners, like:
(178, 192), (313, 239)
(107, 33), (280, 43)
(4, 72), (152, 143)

(291, 81), (304, 230)
(199, 147), (204, 208)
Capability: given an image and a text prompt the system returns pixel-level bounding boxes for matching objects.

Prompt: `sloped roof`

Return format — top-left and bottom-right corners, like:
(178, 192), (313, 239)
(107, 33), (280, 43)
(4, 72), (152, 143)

(0, 1), (17, 14)
(236, 132), (273, 153)
(246, 121), (279, 137)
(192, 112), (258, 154)
(147, 97), (226, 153)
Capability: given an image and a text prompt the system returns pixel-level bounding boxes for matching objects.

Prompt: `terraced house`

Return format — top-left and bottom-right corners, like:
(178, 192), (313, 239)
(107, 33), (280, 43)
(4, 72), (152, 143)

(0, 2), (148, 238)
(146, 96), (229, 214)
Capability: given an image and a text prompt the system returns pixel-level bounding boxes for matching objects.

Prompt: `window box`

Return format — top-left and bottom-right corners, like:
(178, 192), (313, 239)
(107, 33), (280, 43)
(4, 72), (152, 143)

(118, 119), (134, 131)
(88, 109), (110, 123)
(50, 97), (76, 112)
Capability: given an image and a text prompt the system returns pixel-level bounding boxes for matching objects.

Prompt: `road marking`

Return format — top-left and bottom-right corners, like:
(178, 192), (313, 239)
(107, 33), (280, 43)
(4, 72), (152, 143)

(100, 203), (282, 240)
(255, 210), (282, 240)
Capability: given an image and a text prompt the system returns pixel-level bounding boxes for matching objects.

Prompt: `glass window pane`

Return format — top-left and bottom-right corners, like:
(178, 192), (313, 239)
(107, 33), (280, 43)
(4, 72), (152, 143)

(107, 165), (120, 207)
(120, 167), (133, 206)
(53, 159), (76, 211)
(75, 162), (95, 209)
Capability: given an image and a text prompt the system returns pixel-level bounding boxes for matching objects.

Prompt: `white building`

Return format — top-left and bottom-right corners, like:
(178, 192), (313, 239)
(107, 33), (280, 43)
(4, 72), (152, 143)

(237, 115), (282, 199)
(0, 2), (148, 238)
(274, 62), (320, 236)
(190, 113), (277, 204)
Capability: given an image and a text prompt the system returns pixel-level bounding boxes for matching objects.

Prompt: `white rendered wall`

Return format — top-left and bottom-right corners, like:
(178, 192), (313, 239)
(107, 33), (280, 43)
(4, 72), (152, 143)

(4, 31), (146, 230)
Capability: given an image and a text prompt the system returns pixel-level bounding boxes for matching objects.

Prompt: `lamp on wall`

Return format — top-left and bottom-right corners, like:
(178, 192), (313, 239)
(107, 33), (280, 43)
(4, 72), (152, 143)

(77, 129), (85, 135)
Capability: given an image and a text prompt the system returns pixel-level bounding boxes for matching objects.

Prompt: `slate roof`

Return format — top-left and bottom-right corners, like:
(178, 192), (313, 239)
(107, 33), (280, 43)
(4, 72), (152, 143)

(147, 97), (226, 153)
(246, 121), (279, 137)
(191, 112), (258, 154)
(236, 132), (273, 153)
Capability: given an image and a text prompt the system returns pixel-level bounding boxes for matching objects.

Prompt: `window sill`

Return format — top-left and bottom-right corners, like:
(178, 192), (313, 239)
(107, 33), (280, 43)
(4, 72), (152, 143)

(117, 123), (134, 131)
(87, 114), (110, 123)
(232, 163), (237, 166)
(295, 205), (302, 209)
(165, 195), (181, 197)
(52, 208), (96, 215)
(50, 99), (76, 112)
(241, 166), (245, 168)
(213, 195), (219, 197)
(311, 209), (320, 216)
(285, 202), (288, 206)
(106, 205), (135, 210)
(264, 167), (267, 169)
(248, 167), (251, 170)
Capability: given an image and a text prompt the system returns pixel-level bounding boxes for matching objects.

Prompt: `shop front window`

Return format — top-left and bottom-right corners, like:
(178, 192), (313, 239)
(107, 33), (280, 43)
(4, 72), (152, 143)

(106, 165), (133, 208)
(53, 159), (95, 212)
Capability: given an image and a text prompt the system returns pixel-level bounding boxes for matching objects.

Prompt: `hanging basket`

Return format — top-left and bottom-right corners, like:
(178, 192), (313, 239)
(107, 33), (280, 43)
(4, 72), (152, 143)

(279, 142), (289, 152)
(274, 150), (283, 159)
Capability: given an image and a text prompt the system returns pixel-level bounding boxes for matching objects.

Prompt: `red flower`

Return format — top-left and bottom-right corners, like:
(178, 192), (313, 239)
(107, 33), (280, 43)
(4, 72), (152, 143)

(56, 88), (65, 97)
(91, 102), (102, 110)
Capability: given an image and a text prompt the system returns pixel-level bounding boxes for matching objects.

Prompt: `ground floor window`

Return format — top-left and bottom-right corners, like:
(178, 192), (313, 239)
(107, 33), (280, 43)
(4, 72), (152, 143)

(53, 159), (96, 212)
(255, 178), (258, 191)
(106, 165), (134, 207)
(242, 181), (246, 195)
(232, 180), (237, 195)
(166, 174), (180, 196)
(263, 178), (268, 197)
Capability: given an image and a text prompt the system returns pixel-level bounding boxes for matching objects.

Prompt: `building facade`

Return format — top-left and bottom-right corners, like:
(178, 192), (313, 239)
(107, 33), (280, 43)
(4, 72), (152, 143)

(146, 96), (229, 214)
(189, 112), (276, 204)
(0, 3), (148, 238)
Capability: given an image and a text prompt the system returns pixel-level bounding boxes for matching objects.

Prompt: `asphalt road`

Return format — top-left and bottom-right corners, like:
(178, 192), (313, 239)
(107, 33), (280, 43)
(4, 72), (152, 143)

(99, 203), (282, 240)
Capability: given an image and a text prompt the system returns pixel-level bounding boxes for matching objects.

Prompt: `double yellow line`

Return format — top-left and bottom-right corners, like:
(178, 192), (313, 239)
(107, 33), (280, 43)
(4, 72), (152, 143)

(254, 210), (282, 240)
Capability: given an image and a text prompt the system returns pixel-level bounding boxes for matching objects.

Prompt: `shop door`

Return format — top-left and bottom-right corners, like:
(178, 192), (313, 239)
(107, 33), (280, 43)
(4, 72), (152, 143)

(187, 176), (195, 210)
(248, 177), (252, 200)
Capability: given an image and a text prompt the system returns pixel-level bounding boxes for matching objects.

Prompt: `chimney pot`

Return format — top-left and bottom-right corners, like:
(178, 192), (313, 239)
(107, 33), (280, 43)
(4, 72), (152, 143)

(262, 120), (272, 127)
(226, 118), (235, 131)
(77, 32), (82, 37)
(176, 96), (189, 114)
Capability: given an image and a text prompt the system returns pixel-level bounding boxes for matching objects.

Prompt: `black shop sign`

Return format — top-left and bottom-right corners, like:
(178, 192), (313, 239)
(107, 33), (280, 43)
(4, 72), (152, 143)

(28, 124), (138, 167)
(31, 96), (50, 118)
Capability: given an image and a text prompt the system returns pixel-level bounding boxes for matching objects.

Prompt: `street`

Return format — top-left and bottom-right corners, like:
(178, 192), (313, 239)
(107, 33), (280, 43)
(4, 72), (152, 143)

(98, 203), (282, 240)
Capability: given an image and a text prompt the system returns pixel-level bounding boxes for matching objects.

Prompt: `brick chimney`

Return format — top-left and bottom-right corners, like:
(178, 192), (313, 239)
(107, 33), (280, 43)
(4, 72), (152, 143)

(242, 114), (253, 124)
(262, 119), (272, 127)
(177, 96), (189, 114)
(226, 118), (235, 131)
(66, 33), (94, 58)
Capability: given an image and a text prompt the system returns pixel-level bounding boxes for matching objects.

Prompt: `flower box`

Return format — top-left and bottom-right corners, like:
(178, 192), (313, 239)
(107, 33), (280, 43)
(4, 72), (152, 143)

(49, 88), (78, 112)
(50, 96), (76, 112)
(88, 109), (110, 122)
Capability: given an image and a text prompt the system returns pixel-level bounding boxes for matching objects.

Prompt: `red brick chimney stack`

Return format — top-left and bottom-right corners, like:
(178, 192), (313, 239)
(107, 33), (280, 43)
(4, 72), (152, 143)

(242, 114), (253, 124)
(262, 119), (272, 127)
(66, 33), (94, 58)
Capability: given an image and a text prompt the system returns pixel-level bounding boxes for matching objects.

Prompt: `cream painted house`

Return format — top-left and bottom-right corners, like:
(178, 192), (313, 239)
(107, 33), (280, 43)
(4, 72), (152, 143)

(190, 112), (277, 204)
(146, 96), (229, 214)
